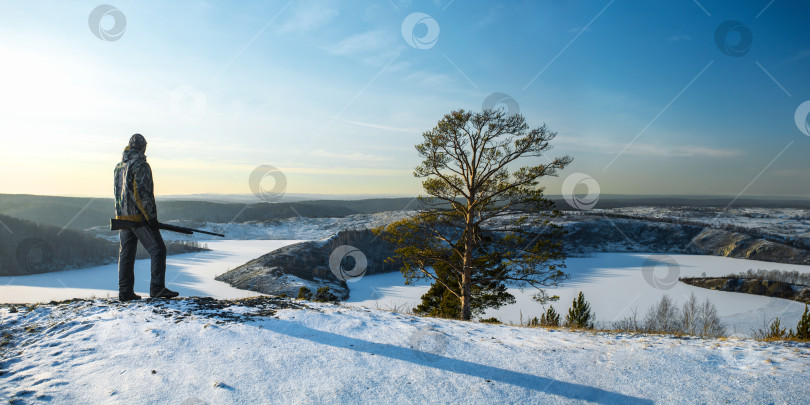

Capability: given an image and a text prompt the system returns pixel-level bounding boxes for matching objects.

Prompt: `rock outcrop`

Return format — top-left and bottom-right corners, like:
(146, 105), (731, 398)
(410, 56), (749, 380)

(215, 229), (400, 300)
(679, 277), (810, 304)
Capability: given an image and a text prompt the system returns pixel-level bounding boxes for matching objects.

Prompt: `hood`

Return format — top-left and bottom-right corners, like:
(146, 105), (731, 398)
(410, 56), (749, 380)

(121, 146), (146, 162)
(129, 133), (147, 152)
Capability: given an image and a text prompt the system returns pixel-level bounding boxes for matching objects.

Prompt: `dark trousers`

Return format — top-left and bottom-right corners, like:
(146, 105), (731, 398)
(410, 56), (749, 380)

(118, 227), (167, 294)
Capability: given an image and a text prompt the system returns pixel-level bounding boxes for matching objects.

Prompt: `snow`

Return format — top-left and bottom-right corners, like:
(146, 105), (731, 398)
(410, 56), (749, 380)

(0, 240), (301, 303)
(1, 299), (808, 404)
(3, 242), (809, 337)
(346, 253), (810, 336)
(581, 207), (810, 242)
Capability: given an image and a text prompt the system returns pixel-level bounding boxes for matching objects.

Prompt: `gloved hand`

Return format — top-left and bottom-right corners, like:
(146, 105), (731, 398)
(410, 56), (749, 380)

(147, 218), (160, 231)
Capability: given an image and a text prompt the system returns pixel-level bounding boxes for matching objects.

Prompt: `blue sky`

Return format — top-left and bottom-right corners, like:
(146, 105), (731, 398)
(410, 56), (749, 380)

(0, 0), (808, 198)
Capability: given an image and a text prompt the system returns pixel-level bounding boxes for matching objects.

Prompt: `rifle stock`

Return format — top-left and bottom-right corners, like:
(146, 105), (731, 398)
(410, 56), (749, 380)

(110, 219), (225, 238)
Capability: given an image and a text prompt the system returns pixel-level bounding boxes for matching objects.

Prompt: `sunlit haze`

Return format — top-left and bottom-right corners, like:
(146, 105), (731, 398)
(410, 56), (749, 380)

(1, 1), (808, 198)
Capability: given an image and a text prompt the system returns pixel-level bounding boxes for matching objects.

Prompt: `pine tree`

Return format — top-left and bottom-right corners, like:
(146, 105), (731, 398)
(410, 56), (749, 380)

(297, 286), (312, 300)
(313, 286), (338, 303)
(795, 304), (810, 340)
(564, 291), (594, 329)
(381, 108), (572, 320)
(540, 306), (560, 327)
(765, 318), (787, 340)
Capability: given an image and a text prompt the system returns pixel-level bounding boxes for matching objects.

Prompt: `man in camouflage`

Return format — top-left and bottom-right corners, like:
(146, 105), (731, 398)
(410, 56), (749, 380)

(114, 134), (179, 300)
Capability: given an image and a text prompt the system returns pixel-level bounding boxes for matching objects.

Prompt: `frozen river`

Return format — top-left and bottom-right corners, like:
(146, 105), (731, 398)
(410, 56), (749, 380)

(0, 240), (302, 303)
(2, 241), (809, 336)
(346, 253), (810, 336)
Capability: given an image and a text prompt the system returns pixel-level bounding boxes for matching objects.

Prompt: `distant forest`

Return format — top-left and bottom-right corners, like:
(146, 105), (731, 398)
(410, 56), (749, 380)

(0, 214), (206, 276)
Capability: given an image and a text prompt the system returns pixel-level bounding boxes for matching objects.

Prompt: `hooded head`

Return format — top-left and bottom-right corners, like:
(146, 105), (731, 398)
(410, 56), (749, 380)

(128, 133), (147, 152)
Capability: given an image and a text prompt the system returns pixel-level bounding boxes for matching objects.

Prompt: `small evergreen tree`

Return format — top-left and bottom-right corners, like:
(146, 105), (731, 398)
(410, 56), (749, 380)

(297, 286), (312, 300)
(313, 286), (338, 303)
(765, 318), (788, 340)
(540, 306), (560, 327)
(564, 292), (594, 329)
(794, 304), (810, 340)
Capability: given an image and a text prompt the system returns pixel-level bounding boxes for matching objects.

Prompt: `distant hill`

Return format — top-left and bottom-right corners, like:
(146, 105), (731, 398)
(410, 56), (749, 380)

(0, 213), (206, 276)
(547, 195), (810, 210)
(2, 193), (809, 232)
(0, 194), (421, 231)
(0, 213), (116, 276)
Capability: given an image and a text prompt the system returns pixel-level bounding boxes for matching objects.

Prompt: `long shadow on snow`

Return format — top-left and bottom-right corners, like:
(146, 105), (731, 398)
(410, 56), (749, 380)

(264, 319), (653, 404)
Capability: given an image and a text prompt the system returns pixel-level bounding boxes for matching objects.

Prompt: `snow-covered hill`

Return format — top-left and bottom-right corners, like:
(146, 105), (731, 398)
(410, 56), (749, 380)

(91, 211), (414, 243)
(1, 298), (808, 404)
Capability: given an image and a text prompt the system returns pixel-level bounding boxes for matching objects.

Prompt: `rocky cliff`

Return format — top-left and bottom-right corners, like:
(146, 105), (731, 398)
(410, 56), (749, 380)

(216, 215), (810, 299)
(215, 229), (399, 300)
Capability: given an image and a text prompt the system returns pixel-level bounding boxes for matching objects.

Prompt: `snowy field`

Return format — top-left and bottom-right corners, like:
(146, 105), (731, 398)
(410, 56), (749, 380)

(0, 240), (301, 303)
(347, 253), (810, 336)
(2, 242), (809, 337)
(1, 298), (808, 404)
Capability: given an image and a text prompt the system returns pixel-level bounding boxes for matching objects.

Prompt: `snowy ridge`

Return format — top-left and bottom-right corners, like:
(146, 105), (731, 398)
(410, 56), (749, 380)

(93, 211), (414, 243)
(1, 298), (808, 404)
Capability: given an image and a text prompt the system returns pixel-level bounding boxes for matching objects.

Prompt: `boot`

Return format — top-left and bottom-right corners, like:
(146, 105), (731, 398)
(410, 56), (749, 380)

(119, 291), (142, 301)
(150, 287), (180, 299)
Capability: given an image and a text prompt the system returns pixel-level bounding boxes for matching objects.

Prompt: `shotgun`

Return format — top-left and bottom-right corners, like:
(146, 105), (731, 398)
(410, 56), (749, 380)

(110, 218), (225, 238)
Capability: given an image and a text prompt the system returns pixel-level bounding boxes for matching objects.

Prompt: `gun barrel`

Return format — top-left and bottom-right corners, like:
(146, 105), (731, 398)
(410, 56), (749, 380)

(110, 219), (225, 238)
(161, 223), (225, 238)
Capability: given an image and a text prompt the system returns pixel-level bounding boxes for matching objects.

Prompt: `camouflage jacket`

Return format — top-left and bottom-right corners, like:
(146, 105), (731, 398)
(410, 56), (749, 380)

(114, 148), (158, 222)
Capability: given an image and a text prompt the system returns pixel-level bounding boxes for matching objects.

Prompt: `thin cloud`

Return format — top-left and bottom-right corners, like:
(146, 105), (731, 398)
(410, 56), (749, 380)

(309, 149), (388, 162)
(276, 4), (338, 35)
(788, 48), (810, 62)
(400, 70), (453, 88)
(328, 30), (392, 56)
(342, 119), (421, 134)
(555, 136), (742, 158)
(325, 30), (402, 67)
(477, 5), (504, 27)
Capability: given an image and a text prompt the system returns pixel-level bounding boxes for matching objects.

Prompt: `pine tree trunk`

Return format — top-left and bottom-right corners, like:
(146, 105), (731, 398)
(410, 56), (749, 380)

(460, 264), (472, 320)
(460, 213), (474, 321)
